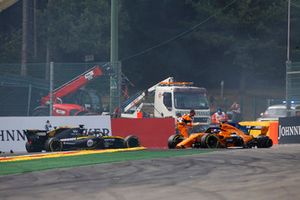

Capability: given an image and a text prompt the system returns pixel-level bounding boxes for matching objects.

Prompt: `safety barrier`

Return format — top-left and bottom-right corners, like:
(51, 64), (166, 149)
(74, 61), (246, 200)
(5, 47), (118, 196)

(278, 116), (300, 144)
(5, 116), (297, 153)
(269, 121), (279, 144)
(112, 118), (175, 148)
(239, 121), (278, 144)
(0, 115), (111, 153)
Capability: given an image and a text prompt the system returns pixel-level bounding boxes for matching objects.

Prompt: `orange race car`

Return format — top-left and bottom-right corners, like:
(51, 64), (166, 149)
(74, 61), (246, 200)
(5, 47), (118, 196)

(168, 123), (273, 149)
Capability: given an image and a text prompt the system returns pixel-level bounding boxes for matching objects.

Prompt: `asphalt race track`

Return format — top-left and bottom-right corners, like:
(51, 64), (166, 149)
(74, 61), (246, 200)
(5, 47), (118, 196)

(1, 145), (300, 200)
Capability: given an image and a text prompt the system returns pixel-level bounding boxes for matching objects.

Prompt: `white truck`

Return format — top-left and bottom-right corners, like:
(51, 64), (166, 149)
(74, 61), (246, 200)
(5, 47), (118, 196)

(121, 77), (211, 126)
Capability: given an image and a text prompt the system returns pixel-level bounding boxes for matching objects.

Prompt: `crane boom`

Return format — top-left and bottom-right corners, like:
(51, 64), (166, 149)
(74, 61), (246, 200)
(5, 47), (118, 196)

(0, 0), (18, 12)
(121, 77), (174, 112)
(41, 66), (103, 105)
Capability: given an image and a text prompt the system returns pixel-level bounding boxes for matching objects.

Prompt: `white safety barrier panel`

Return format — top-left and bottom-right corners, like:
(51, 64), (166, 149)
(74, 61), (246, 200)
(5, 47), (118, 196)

(0, 115), (111, 153)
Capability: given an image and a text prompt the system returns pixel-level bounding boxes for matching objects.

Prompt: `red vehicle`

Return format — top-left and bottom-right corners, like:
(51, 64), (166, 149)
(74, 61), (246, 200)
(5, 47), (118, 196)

(32, 66), (103, 116)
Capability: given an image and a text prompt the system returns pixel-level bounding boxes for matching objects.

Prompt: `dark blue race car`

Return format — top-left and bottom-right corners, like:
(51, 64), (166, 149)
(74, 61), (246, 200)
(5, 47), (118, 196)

(25, 125), (140, 152)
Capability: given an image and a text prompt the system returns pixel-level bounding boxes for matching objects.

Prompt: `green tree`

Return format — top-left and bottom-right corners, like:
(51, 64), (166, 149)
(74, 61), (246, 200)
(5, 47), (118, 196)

(121, 0), (289, 91)
(37, 0), (113, 62)
(180, 0), (287, 87)
(0, 30), (21, 63)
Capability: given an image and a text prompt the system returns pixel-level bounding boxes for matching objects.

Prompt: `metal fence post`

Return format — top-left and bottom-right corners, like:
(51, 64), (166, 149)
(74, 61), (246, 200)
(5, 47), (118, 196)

(49, 61), (54, 116)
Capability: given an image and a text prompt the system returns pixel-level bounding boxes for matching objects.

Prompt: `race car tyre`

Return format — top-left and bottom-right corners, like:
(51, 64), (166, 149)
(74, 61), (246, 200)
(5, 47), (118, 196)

(168, 134), (184, 149)
(25, 142), (42, 153)
(256, 136), (273, 148)
(244, 140), (255, 148)
(233, 136), (244, 147)
(200, 133), (219, 148)
(265, 137), (273, 148)
(45, 137), (63, 152)
(124, 135), (140, 148)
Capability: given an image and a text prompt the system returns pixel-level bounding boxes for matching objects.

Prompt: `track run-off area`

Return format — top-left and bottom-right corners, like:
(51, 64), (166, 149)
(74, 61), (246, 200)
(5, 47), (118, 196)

(1, 145), (300, 200)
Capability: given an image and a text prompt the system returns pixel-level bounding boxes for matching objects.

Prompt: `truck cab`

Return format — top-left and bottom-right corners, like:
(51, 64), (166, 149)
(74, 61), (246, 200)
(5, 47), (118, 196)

(121, 77), (211, 126)
(154, 82), (211, 125)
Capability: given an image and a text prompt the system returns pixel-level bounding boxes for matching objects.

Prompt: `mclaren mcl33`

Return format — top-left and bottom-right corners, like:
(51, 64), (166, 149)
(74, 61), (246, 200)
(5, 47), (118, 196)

(168, 123), (273, 149)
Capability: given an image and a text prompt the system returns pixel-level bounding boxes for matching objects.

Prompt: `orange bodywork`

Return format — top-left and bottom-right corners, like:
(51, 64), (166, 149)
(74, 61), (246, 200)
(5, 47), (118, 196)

(216, 123), (255, 147)
(176, 133), (205, 148)
(174, 123), (270, 149)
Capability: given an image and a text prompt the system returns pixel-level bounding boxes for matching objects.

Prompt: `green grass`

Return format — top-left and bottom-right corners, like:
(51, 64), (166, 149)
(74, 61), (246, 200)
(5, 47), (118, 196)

(0, 149), (214, 176)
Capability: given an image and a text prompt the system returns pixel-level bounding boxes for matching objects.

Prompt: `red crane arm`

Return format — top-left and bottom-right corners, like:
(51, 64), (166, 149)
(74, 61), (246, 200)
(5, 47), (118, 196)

(41, 66), (103, 105)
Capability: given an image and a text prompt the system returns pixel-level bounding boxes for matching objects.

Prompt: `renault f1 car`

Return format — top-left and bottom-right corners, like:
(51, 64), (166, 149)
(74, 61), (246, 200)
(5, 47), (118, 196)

(25, 125), (140, 152)
(168, 123), (273, 149)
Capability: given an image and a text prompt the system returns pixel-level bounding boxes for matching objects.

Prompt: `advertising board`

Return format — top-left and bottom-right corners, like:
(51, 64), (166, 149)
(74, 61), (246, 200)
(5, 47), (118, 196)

(0, 115), (111, 152)
(278, 116), (300, 144)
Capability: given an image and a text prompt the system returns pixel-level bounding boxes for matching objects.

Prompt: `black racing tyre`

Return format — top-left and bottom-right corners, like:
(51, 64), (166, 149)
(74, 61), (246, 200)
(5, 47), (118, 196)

(168, 134), (184, 149)
(44, 137), (63, 152)
(25, 142), (42, 153)
(257, 136), (273, 148)
(265, 137), (273, 148)
(233, 136), (244, 147)
(124, 135), (140, 148)
(200, 133), (219, 148)
(244, 140), (255, 148)
(256, 137), (264, 148)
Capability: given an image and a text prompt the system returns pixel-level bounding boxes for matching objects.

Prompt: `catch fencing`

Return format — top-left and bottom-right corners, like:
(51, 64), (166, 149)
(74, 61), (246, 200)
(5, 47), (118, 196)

(287, 62), (300, 102)
(0, 62), (113, 116)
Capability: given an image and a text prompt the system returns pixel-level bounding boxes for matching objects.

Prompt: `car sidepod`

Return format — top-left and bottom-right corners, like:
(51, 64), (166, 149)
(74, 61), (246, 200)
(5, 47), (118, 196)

(225, 133), (244, 147)
(60, 136), (102, 150)
(100, 136), (127, 149)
